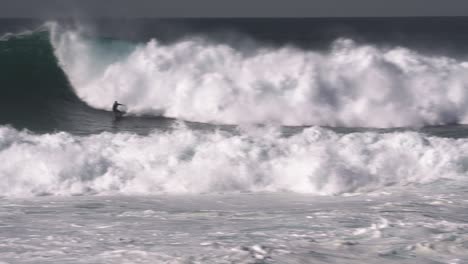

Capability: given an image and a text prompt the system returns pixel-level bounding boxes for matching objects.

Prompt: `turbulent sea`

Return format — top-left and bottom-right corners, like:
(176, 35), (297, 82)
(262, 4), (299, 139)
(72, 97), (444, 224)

(1, 18), (468, 263)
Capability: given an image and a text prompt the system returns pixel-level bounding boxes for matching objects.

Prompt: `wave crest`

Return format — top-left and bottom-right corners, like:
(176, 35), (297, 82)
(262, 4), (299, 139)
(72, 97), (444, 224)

(49, 24), (468, 127)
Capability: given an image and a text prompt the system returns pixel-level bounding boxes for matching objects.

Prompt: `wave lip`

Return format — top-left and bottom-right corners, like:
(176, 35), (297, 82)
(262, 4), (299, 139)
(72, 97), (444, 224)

(48, 23), (468, 128)
(2, 23), (468, 129)
(0, 125), (465, 197)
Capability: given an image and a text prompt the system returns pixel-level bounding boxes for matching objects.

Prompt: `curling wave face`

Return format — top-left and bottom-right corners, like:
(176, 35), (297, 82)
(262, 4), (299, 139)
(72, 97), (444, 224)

(0, 125), (466, 197)
(49, 23), (468, 128)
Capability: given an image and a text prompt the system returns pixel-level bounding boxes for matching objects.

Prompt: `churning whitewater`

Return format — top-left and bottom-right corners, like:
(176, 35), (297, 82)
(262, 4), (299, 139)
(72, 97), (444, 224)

(1, 124), (467, 197)
(49, 23), (468, 127)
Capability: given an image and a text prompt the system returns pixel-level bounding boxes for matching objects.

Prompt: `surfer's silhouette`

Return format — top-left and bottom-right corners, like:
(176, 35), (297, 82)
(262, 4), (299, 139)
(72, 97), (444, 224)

(112, 101), (125, 119)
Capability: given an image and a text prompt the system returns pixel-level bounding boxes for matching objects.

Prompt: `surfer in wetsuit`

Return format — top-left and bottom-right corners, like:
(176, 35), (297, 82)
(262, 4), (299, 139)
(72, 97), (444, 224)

(112, 101), (125, 118)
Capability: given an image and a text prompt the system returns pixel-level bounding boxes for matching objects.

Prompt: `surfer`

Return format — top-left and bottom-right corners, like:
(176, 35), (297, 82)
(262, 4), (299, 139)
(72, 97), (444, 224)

(112, 101), (125, 118)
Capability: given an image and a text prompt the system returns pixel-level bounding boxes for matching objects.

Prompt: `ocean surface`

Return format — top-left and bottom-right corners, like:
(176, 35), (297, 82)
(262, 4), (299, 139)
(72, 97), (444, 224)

(1, 17), (468, 263)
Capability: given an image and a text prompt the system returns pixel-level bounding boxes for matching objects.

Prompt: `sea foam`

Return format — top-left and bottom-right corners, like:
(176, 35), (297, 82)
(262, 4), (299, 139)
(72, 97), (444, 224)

(0, 125), (465, 197)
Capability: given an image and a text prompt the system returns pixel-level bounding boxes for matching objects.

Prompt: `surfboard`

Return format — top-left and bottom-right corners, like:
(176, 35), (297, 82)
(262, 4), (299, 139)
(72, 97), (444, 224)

(114, 104), (127, 120)
(117, 104), (127, 113)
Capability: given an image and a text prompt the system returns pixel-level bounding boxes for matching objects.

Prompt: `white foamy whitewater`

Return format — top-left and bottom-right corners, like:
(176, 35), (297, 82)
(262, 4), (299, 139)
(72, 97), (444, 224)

(1, 125), (468, 263)
(0, 125), (467, 197)
(49, 23), (468, 128)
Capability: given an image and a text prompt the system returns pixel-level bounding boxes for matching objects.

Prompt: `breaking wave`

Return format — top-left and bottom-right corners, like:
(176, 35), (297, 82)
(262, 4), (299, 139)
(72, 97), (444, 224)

(0, 125), (466, 197)
(2, 22), (468, 129)
(49, 23), (468, 128)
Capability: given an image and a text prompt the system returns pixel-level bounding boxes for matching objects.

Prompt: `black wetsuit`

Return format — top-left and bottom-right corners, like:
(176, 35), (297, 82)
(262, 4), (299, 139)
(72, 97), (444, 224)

(113, 102), (123, 117)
